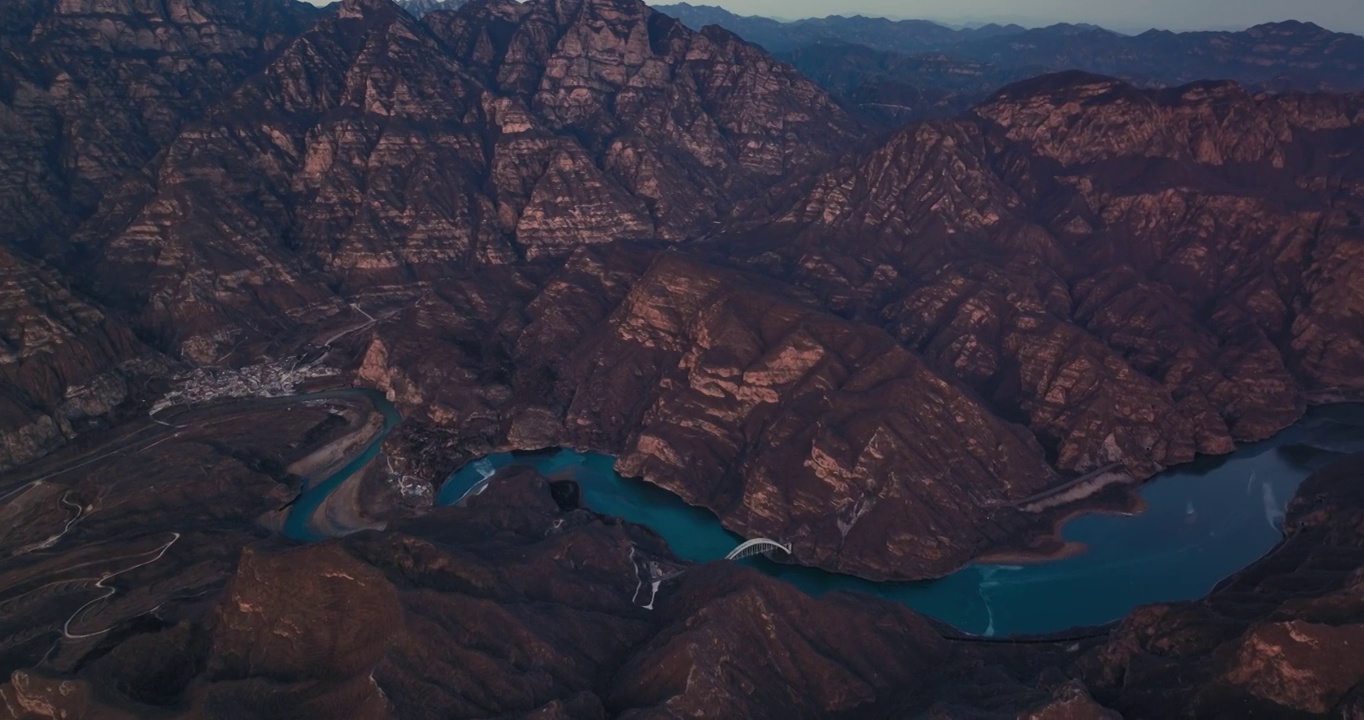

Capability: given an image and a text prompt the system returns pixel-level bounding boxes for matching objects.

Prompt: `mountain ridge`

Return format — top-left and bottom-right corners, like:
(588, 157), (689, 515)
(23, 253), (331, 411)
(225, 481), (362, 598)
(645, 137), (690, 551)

(0, 0), (1362, 715)
(657, 4), (1364, 126)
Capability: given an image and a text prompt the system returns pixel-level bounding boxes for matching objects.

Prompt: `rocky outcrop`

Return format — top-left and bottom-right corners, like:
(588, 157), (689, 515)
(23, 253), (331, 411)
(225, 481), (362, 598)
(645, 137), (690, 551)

(607, 563), (946, 719)
(0, 248), (164, 469)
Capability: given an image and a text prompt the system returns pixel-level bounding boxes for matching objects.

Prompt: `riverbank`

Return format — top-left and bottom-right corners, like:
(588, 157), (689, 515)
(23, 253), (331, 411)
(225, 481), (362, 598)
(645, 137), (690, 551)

(280, 389), (402, 542)
(306, 453), (389, 538)
(971, 399), (1364, 570)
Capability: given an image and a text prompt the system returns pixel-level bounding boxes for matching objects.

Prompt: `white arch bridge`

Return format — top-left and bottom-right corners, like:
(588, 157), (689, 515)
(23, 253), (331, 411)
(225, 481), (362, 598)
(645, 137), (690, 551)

(638, 539), (793, 591)
(724, 538), (792, 561)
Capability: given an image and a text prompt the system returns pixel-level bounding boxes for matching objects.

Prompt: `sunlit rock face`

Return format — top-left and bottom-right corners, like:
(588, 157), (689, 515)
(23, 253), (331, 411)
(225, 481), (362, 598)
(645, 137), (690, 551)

(422, 0), (863, 242)
(730, 71), (1364, 484)
(48, 0), (861, 364)
(550, 254), (1061, 579)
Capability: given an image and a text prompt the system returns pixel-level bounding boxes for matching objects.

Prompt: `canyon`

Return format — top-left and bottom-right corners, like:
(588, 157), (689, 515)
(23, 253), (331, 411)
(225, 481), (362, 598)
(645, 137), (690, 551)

(0, 0), (1361, 715)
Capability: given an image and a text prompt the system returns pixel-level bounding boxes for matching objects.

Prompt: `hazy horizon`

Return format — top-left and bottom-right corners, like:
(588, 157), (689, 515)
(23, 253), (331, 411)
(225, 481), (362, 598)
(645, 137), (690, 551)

(651, 0), (1364, 35)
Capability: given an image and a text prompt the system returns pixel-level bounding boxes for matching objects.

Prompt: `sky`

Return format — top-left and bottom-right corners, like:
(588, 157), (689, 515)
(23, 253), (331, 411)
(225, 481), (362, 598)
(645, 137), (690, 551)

(671, 0), (1364, 34)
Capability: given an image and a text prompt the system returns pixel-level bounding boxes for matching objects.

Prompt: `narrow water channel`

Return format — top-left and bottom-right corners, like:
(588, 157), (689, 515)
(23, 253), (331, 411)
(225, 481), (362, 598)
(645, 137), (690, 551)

(282, 389), (403, 542)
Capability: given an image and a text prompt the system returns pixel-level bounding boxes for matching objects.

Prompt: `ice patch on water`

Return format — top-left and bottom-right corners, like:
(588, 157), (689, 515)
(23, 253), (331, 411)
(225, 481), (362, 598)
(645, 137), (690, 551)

(976, 566), (1022, 638)
(1262, 482), (1285, 532)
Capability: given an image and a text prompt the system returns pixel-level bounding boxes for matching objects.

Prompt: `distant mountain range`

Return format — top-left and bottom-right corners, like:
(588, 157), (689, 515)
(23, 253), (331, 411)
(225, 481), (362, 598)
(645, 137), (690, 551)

(395, 0), (466, 17)
(654, 3), (1029, 53)
(657, 4), (1364, 122)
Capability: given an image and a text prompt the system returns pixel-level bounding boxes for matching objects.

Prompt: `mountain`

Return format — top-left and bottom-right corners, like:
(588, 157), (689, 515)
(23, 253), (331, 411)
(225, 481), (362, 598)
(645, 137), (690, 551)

(954, 20), (1364, 93)
(337, 72), (1364, 583)
(0, 0), (1362, 716)
(394, 0), (467, 16)
(658, 9), (1364, 124)
(657, 7), (1364, 94)
(654, 2), (1021, 54)
(727, 72), (1363, 486)
(0, 0), (320, 254)
(0, 249), (165, 470)
(55, 0), (860, 366)
(0, 0), (317, 467)
(778, 42), (1036, 123)
(0, 0), (1359, 579)
(3, 436), (1362, 717)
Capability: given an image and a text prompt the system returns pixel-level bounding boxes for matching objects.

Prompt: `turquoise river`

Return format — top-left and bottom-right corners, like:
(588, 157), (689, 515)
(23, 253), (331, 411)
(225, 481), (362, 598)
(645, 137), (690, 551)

(292, 392), (1364, 637)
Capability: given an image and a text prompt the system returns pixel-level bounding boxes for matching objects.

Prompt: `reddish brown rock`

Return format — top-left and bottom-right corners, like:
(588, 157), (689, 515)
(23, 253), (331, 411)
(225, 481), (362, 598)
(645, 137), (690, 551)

(732, 72), (1364, 483)
(43, 0), (860, 364)
(607, 563), (946, 719)
(1018, 681), (1122, 720)
(551, 254), (1059, 580)
(1222, 621), (1364, 714)
(426, 0), (863, 242)
(0, 0), (318, 254)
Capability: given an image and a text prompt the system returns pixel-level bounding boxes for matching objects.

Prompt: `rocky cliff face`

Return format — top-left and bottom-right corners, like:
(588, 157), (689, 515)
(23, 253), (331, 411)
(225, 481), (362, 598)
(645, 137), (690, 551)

(55, 0), (860, 364)
(0, 0), (318, 254)
(732, 73), (1364, 484)
(424, 0), (862, 241)
(347, 245), (1063, 580)
(551, 254), (1060, 579)
(0, 0), (318, 463)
